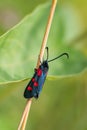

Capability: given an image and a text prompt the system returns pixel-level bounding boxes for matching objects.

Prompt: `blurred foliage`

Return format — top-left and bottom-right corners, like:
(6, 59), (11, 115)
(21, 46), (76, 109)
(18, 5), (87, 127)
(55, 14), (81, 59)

(0, 0), (47, 35)
(0, 0), (87, 130)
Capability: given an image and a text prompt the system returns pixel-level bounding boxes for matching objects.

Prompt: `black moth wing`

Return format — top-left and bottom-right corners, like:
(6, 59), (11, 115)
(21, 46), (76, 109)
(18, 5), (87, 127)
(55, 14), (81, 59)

(24, 71), (38, 99)
(24, 80), (33, 99)
(36, 60), (49, 96)
(24, 60), (49, 99)
(37, 67), (48, 95)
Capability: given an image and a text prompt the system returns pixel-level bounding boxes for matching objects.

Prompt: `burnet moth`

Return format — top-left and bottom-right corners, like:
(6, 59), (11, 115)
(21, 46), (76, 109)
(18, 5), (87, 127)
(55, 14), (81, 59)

(24, 47), (69, 99)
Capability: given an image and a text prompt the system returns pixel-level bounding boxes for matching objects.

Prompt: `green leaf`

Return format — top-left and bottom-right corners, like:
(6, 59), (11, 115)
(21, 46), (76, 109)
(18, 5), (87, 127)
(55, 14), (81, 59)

(0, 2), (87, 83)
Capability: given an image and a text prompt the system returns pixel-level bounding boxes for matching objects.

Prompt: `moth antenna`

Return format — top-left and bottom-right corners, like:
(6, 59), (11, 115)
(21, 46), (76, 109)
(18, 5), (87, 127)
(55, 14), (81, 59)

(45, 47), (49, 60)
(48, 53), (69, 62)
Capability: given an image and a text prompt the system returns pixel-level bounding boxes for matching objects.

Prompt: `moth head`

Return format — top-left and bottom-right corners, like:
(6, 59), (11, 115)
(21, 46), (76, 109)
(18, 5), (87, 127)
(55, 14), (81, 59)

(42, 60), (49, 71)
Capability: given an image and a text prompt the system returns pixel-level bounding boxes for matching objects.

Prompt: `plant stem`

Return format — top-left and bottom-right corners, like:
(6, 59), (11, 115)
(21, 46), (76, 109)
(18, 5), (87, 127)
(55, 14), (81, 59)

(36, 0), (57, 68)
(18, 99), (32, 130)
(18, 0), (57, 129)
(21, 99), (32, 130)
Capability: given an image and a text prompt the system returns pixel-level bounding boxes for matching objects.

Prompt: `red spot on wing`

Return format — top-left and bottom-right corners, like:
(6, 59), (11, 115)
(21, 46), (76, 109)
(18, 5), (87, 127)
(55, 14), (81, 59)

(34, 82), (38, 87)
(27, 86), (32, 91)
(32, 78), (35, 82)
(37, 68), (42, 76)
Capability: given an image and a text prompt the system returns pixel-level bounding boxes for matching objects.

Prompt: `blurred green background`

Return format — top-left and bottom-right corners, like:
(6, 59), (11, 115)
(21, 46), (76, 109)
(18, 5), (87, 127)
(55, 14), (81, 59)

(0, 0), (87, 130)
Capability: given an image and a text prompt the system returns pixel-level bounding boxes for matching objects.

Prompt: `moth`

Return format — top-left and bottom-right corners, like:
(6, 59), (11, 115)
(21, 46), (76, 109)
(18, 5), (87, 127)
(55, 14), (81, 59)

(24, 47), (69, 99)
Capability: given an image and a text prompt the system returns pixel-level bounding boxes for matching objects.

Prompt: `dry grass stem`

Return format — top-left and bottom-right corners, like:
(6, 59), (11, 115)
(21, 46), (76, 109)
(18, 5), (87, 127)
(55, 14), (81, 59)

(18, 0), (57, 129)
